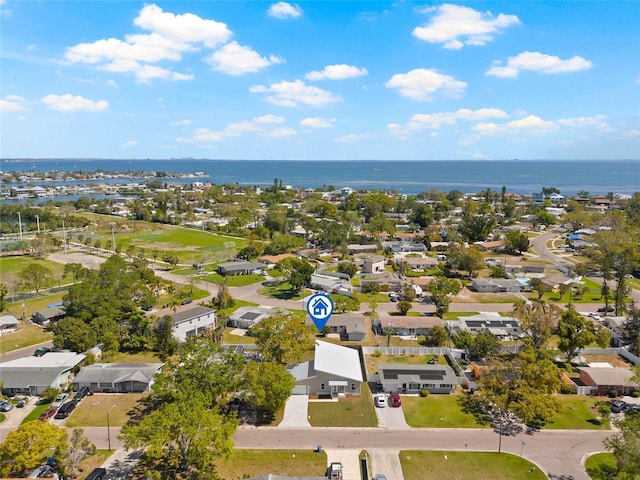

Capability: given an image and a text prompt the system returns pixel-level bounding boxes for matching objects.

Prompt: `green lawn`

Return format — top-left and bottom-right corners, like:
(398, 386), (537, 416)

(0, 413), (5, 423)
(0, 323), (53, 354)
(200, 272), (265, 286)
(22, 402), (52, 424)
(223, 327), (257, 344)
(545, 396), (609, 430)
(308, 383), (377, 427)
(365, 354), (447, 375)
(584, 452), (626, 480)
(0, 256), (70, 291)
(105, 350), (165, 363)
(442, 312), (480, 320)
(257, 283), (311, 301)
(402, 394), (490, 429)
(401, 451), (546, 480)
(66, 393), (146, 427)
(216, 450), (327, 480)
(216, 299), (259, 318)
(78, 450), (113, 478)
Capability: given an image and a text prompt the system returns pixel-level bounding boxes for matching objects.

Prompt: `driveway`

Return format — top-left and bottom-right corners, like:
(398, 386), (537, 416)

(279, 395), (311, 428)
(0, 397), (38, 442)
(324, 448), (361, 480)
(369, 448), (404, 480)
(373, 395), (410, 429)
(99, 448), (142, 480)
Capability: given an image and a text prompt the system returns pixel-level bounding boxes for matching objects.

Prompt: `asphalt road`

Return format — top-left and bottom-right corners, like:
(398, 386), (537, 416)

(0, 340), (53, 363)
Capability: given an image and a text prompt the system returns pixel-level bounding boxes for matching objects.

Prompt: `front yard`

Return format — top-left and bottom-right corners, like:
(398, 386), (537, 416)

(402, 394), (490, 429)
(0, 322), (52, 354)
(214, 450), (327, 479)
(308, 383), (377, 427)
(365, 353), (448, 375)
(66, 393), (146, 428)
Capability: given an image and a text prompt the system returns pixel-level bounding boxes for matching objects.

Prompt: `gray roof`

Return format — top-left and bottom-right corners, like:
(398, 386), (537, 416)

(0, 352), (86, 389)
(172, 306), (215, 325)
(580, 367), (639, 387)
(229, 306), (284, 323)
(74, 363), (163, 385)
(379, 364), (457, 384)
(305, 313), (366, 333)
(288, 360), (315, 381)
(0, 315), (19, 327)
(32, 306), (66, 320)
(218, 260), (266, 272)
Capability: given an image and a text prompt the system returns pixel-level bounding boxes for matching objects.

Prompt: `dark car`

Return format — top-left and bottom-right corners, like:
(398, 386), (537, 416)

(597, 306), (615, 313)
(39, 407), (57, 421)
(181, 298), (193, 305)
(16, 399), (26, 408)
(611, 400), (627, 413)
(84, 467), (107, 480)
(54, 401), (76, 419)
(74, 386), (91, 402)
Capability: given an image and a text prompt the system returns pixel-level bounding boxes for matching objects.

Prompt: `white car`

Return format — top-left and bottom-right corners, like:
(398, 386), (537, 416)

(52, 393), (68, 408)
(374, 394), (387, 408)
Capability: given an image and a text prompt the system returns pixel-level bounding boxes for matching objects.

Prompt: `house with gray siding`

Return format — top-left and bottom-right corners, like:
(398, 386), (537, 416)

(0, 352), (86, 395)
(379, 364), (457, 394)
(74, 363), (163, 393)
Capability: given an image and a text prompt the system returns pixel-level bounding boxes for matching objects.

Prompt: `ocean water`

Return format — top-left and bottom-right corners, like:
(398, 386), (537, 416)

(1, 159), (638, 196)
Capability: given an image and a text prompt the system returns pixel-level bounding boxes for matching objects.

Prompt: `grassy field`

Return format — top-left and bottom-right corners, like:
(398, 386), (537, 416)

(5, 289), (67, 321)
(0, 322), (53, 354)
(365, 354), (447, 375)
(77, 449), (113, 478)
(400, 451), (546, 480)
(402, 394), (490, 429)
(257, 283), (312, 301)
(223, 327), (257, 344)
(308, 383), (377, 427)
(0, 413), (5, 423)
(106, 350), (165, 363)
(545, 396), (609, 430)
(0, 256), (70, 291)
(66, 393), (146, 427)
(584, 452), (623, 480)
(216, 450), (327, 479)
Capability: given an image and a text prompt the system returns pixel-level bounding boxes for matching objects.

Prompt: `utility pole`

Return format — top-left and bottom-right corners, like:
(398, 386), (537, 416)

(17, 212), (23, 240)
(60, 214), (67, 253)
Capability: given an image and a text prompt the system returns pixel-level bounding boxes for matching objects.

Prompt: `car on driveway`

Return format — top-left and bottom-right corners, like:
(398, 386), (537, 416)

(611, 400), (627, 413)
(597, 306), (614, 313)
(16, 399), (26, 408)
(54, 401), (76, 419)
(0, 400), (14, 412)
(389, 392), (401, 407)
(39, 407), (57, 421)
(52, 393), (68, 408)
(374, 394), (387, 408)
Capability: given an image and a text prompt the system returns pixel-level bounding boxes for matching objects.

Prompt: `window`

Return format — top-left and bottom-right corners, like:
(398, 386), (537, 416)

(422, 383), (435, 388)
(351, 383), (356, 390)
(409, 383), (420, 390)
(320, 384), (325, 390)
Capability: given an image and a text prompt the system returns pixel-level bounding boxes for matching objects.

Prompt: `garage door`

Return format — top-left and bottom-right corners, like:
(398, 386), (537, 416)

(292, 385), (309, 395)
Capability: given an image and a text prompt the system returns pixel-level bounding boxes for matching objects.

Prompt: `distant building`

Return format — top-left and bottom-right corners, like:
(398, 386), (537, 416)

(217, 260), (266, 275)
(74, 363), (163, 393)
(0, 352), (86, 395)
(0, 314), (20, 335)
(171, 306), (216, 341)
(31, 306), (66, 326)
(579, 367), (639, 396)
(458, 313), (520, 338)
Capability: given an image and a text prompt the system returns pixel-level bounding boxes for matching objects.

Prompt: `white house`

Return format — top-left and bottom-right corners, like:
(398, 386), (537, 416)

(361, 256), (385, 274)
(288, 340), (363, 396)
(0, 314), (20, 335)
(0, 352), (86, 395)
(458, 313), (520, 338)
(171, 306), (216, 341)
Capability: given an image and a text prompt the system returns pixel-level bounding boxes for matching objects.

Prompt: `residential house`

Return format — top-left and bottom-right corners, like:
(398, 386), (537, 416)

(399, 257), (439, 271)
(504, 261), (545, 276)
(382, 241), (427, 253)
(578, 366), (639, 396)
(360, 271), (403, 293)
(458, 313), (520, 338)
(218, 260), (266, 275)
(31, 306), (66, 327)
(476, 240), (505, 252)
(361, 255), (385, 274)
(228, 306), (285, 329)
(471, 278), (523, 293)
(309, 272), (352, 297)
(305, 313), (367, 341)
(378, 364), (457, 394)
(288, 340), (363, 396)
(74, 363), (163, 393)
(258, 253), (295, 267)
(0, 352), (86, 395)
(347, 244), (378, 254)
(0, 314), (19, 335)
(171, 306), (216, 341)
(375, 316), (443, 336)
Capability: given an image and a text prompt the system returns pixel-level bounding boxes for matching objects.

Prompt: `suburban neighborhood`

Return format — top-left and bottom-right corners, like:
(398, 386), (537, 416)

(1, 179), (639, 480)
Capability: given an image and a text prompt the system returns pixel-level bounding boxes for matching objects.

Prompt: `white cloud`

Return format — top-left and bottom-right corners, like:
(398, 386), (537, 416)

(486, 51), (593, 78)
(41, 94), (109, 112)
(207, 41), (279, 75)
(134, 4), (231, 48)
(0, 0), (11, 17)
(0, 96), (28, 112)
(413, 4), (520, 49)
(473, 114), (557, 136)
(268, 2), (303, 19)
(385, 68), (467, 101)
(253, 114), (285, 124)
(556, 115), (607, 127)
(122, 140), (138, 148)
(411, 108), (509, 128)
(507, 115), (557, 130)
(170, 119), (192, 126)
(26, 44), (37, 51)
(305, 64), (368, 81)
(192, 128), (224, 142)
(300, 117), (334, 128)
(262, 127), (297, 138)
(250, 80), (341, 107)
(334, 133), (368, 143)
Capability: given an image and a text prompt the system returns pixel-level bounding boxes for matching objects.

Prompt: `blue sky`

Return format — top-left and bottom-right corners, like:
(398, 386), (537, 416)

(1, 1), (639, 160)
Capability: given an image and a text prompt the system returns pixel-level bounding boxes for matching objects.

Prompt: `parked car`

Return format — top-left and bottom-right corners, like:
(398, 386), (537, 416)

(16, 399), (26, 408)
(34, 347), (51, 357)
(52, 393), (68, 408)
(374, 475), (388, 480)
(389, 392), (401, 408)
(597, 306), (615, 313)
(84, 468), (107, 480)
(0, 400), (14, 412)
(74, 386), (91, 402)
(374, 394), (387, 408)
(54, 401), (76, 419)
(28, 464), (59, 478)
(611, 400), (627, 413)
(39, 407), (57, 421)
(181, 298), (193, 305)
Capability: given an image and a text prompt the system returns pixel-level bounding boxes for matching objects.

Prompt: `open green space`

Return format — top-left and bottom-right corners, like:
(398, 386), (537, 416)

(545, 396), (609, 430)
(308, 383), (377, 427)
(400, 451), (546, 480)
(223, 327), (256, 344)
(442, 312), (481, 320)
(78, 449), (113, 478)
(66, 393), (145, 427)
(0, 256), (71, 292)
(0, 413), (5, 423)
(365, 354), (447, 375)
(202, 272), (265, 286)
(402, 394), (490, 429)
(215, 299), (259, 318)
(584, 452), (631, 480)
(106, 350), (165, 363)
(257, 283), (312, 301)
(0, 322), (53, 354)
(215, 449), (327, 480)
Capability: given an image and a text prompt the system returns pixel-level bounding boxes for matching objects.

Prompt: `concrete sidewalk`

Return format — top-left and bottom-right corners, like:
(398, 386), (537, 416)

(279, 395), (311, 427)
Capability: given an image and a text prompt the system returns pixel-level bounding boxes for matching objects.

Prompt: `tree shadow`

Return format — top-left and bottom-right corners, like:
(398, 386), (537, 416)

(585, 463), (617, 480)
(269, 288), (301, 300)
(457, 394), (491, 426)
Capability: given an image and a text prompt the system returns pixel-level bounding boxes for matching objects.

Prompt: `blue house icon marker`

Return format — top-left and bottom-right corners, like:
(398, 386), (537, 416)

(312, 297), (329, 316)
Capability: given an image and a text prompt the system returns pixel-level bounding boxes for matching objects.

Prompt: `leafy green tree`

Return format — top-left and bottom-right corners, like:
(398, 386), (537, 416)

(428, 278), (460, 317)
(489, 264), (506, 279)
(449, 244), (484, 278)
(505, 230), (530, 254)
(624, 305), (640, 355)
(40, 387), (60, 403)
(120, 393), (235, 478)
(557, 306), (610, 361)
(603, 409), (640, 478)
(162, 254), (179, 270)
(0, 283), (7, 310)
(478, 346), (561, 427)
(337, 261), (357, 278)
(458, 212), (496, 242)
(0, 421), (69, 477)
(214, 279), (233, 310)
(409, 203), (434, 229)
(470, 330), (501, 359)
(53, 317), (97, 352)
(276, 257), (314, 292)
(252, 312), (314, 365)
(422, 325), (448, 347)
(153, 315), (179, 360)
(333, 295), (360, 313)
(316, 219), (350, 249)
(452, 330), (473, 351)
(243, 362), (296, 415)
(19, 263), (52, 294)
(528, 277), (547, 300)
(237, 243), (264, 260)
(512, 300), (559, 351)
(63, 263), (88, 283)
(66, 428), (96, 479)
(263, 232), (304, 255)
(396, 299), (412, 315)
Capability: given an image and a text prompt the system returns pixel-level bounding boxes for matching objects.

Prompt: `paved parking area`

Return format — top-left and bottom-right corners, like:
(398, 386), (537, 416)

(324, 448), (361, 480)
(279, 395), (311, 427)
(369, 448), (404, 480)
(373, 394), (410, 428)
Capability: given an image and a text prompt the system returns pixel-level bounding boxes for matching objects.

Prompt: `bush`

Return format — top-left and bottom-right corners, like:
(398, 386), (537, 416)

(40, 387), (60, 403)
(420, 389), (430, 398)
(560, 383), (576, 394)
(372, 350), (382, 358)
(631, 391), (640, 398)
(608, 390), (618, 398)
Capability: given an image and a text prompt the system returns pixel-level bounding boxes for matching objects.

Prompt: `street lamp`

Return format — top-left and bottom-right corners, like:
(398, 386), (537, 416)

(106, 404), (117, 451)
(109, 222), (116, 253)
(60, 214), (67, 253)
(520, 441), (526, 457)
